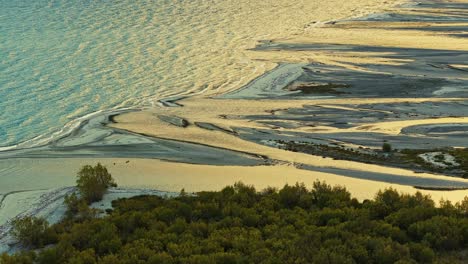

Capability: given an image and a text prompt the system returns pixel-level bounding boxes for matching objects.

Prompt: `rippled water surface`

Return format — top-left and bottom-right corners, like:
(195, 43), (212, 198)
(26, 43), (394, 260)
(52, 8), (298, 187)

(0, 0), (389, 147)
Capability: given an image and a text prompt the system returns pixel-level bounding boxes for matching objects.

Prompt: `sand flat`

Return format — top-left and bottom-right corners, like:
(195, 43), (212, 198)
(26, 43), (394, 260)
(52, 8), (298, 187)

(1, 158), (467, 203)
(108, 98), (468, 187)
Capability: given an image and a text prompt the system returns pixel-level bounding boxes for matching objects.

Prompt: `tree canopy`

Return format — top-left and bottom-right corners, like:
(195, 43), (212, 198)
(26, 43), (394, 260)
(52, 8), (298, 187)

(10, 216), (55, 248)
(76, 163), (116, 203)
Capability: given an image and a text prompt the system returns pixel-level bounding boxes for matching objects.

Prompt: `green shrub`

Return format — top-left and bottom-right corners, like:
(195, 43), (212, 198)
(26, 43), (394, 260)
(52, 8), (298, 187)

(382, 143), (392, 153)
(76, 163), (117, 203)
(11, 216), (56, 248)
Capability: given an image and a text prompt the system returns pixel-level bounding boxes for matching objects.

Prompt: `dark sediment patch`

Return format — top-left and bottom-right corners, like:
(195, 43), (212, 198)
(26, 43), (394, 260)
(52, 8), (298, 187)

(414, 186), (468, 191)
(286, 81), (349, 95)
(452, 33), (468, 38)
(382, 25), (468, 33)
(108, 114), (119, 124)
(158, 115), (189, 128)
(194, 122), (237, 135)
(359, 13), (468, 22)
(157, 96), (186, 107)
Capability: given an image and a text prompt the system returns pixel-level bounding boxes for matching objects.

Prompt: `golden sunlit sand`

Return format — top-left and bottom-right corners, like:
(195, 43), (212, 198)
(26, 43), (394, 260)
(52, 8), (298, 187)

(2, 158), (467, 204)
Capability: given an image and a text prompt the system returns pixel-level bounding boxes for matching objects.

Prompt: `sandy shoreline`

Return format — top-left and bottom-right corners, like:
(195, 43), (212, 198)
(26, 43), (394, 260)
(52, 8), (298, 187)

(2, 158), (467, 203)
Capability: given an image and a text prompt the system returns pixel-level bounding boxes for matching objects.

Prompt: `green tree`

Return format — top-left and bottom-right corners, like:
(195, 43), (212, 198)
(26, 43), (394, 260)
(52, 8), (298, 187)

(0, 252), (35, 264)
(67, 249), (97, 264)
(76, 163), (116, 203)
(278, 183), (308, 208)
(11, 216), (55, 248)
(409, 243), (435, 263)
(64, 193), (83, 218)
(311, 181), (351, 209)
(64, 193), (100, 222)
(382, 143), (392, 153)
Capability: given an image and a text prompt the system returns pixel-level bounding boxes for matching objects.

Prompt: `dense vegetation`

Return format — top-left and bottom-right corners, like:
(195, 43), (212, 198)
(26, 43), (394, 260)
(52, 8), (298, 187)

(2, 180), (468, 264)
(10, 217), (55, 249)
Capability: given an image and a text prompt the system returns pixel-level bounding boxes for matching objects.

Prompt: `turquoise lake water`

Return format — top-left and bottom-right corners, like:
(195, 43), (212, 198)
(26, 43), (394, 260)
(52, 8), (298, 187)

(0, 0), (255, 148)
(1, 0), (173, 147)
(0, 0), (324, 149)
